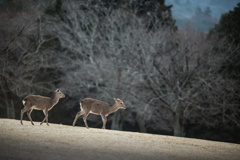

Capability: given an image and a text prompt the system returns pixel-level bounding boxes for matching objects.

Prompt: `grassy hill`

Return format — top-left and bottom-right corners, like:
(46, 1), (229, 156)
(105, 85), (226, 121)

(0, 119), (240, 160)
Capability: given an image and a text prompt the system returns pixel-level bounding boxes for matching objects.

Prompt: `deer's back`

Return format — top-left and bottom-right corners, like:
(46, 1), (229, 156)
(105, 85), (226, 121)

(24, 95), (51, 109)
(81, 98), (110, 114)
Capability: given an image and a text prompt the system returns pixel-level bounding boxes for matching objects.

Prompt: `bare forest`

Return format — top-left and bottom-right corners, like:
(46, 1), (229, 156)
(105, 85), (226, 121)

(0, 0), (240, 143)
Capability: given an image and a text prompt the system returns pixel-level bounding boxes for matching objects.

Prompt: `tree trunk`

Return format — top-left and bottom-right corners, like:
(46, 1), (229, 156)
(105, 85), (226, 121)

(1, 76), (15, 119)
(136, 113), (146, 133)
(6, 94), (15, 119)
(111, 111), (123, 130)
(173, 113), (184, 137)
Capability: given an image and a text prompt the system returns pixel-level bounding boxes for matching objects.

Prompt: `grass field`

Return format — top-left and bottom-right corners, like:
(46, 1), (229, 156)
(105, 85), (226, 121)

(0, 119), (240, 160)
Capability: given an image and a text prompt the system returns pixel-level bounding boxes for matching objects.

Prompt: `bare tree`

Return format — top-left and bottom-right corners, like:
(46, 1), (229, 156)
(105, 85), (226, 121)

(45, 0), (148, 129)
(0, 7), (57, 118)
(125, 26), (240, 136)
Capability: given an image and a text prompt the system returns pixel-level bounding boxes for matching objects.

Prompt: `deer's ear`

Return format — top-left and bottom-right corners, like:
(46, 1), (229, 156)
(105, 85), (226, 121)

(55, 89), (60, 92)
(114, 97), (121, 101)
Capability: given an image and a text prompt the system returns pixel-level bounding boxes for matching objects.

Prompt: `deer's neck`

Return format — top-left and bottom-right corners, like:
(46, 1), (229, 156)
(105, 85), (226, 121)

(49, 94), (59, 110)
(108, 103), (120, 114)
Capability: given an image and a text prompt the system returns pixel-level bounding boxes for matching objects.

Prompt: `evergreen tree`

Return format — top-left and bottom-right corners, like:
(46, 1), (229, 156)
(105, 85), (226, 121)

(195, 6), (203, 15)
(204, 7), (212, 17)
(46, 0), (176, 31)
(130, 0), (176, 30)
(210, 3), (240, 44)
(192, 6), (214, 32)
(209, 3), (240, 79)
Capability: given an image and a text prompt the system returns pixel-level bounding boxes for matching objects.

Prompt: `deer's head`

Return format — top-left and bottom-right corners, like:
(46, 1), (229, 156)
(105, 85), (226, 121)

(55, 89), (65, 99)
(114, 98), (126, 109)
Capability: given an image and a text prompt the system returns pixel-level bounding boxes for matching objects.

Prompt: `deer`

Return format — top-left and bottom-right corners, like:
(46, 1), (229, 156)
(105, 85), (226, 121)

(73, 97), (126, 129)
(20, 89), (65, 126)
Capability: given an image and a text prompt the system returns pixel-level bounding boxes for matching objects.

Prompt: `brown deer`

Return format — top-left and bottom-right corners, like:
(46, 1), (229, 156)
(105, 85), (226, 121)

(20, 89), (65, 126)
(73, 98), (126, 129)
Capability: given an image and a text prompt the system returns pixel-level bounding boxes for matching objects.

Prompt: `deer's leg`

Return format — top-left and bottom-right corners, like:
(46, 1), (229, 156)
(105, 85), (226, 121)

(41, 110), (46, 123)
(46, 110), (49, 126)
(40, 111), (46, 125)
(73, 111), (84, 127)
(82, 111), (90, 129)
(40, 109), (49, 126)
(20, 107), (28, 125)
(26, 109), (34, 125)
(40, 117), (46, 125)
(100, 113), (107, 129)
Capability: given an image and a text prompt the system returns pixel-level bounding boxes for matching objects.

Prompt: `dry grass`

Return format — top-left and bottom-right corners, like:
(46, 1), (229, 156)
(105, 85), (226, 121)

(0, 118), (240, 160)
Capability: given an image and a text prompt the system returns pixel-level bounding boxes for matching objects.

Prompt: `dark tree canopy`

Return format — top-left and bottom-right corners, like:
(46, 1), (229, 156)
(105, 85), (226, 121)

(47, 0), (176, 31)
(210, 3), (240, 44)
(209, 3), (240, 79)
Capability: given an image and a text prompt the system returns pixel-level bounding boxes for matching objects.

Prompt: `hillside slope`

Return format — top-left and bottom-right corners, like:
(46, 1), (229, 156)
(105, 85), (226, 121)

(0, 119), (240, 160)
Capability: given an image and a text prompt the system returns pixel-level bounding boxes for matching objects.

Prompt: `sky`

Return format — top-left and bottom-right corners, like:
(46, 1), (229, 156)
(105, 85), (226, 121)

(165, 0), (239, 32)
